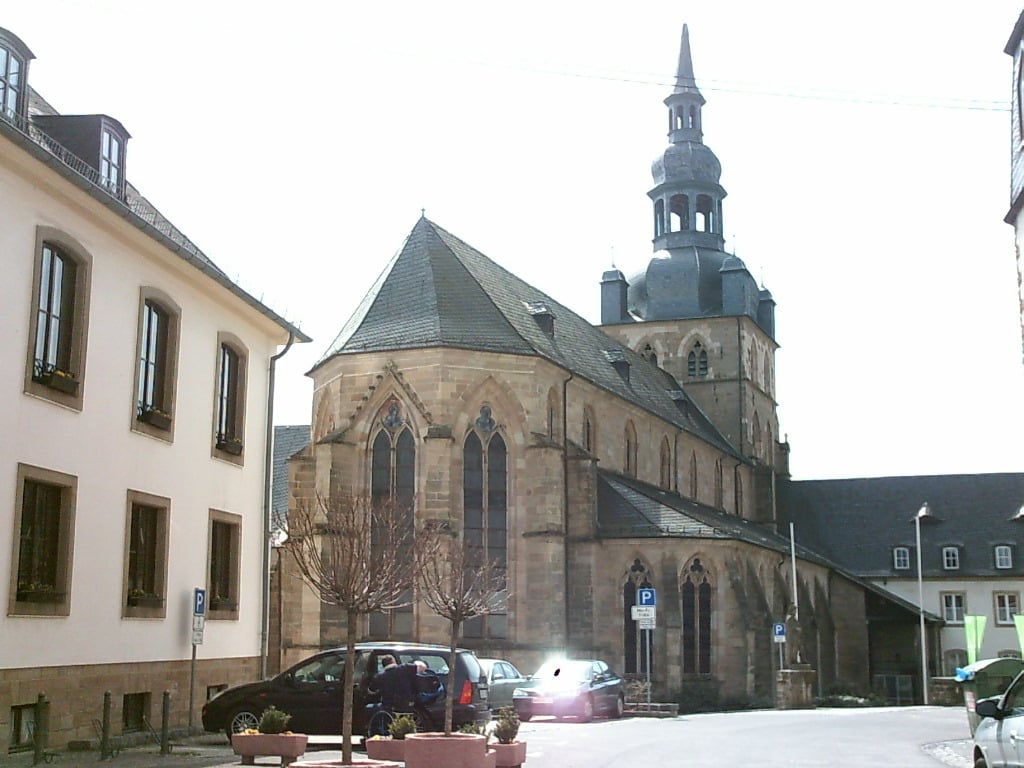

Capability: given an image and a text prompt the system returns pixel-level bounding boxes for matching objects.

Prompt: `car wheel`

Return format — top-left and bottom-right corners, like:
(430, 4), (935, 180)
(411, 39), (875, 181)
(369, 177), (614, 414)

(974, 756), (988, 768)
(227, 707), (261, 738)
(579, 696), (594, 722)
(518, 711), (532, 722)
(612, 694), (625, 718)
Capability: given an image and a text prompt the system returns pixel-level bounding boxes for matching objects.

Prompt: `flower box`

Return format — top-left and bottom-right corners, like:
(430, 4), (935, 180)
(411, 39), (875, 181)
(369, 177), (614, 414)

(127, 594), (164, 609)
(16, 588), (64, 603)
(137, 407), (172, 430)
(216, 438), (243, 455)
(210, 598), (237, 612)
(231, 732), (308, 766)
(35, 369), (79, 395)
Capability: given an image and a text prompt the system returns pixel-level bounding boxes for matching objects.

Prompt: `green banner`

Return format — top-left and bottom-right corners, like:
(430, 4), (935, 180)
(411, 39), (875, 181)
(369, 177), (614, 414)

(964, 615), (987, 664)
(1015, 615), (1024, 657)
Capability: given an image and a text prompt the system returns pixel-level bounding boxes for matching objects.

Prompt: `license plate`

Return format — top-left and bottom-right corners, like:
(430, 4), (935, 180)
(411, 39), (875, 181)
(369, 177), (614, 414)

(480, 689), (488, 700)
(534, 697), (552, 704)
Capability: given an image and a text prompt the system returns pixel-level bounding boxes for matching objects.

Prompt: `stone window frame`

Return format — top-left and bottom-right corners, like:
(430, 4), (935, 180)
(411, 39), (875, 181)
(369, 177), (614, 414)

(23, 228), (92, 411)
(994, 591), (1020, 626)
(212, 332), (248, 465)
(122, 489), (170, 619)
(8, 463), (77, 617)
(132, 288), (181, 441)
(207, 509), (241, 620)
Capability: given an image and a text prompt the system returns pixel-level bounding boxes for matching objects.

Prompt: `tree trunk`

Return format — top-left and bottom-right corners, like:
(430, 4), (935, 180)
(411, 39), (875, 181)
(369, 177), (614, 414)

(445, 619), (461, 735)
(342, 608), (358, 765)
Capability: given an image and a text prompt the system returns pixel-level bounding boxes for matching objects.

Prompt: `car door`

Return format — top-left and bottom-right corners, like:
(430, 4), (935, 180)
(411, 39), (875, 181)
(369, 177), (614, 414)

(274, 651), (347, 734)
(487, 662), (522, 709)
(1004, 674), (1024, 768)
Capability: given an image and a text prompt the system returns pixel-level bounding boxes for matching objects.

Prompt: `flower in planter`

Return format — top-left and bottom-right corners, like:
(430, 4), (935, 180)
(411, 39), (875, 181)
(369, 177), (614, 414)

(257, 706), (292, 734)
(492, 707), (520, 744)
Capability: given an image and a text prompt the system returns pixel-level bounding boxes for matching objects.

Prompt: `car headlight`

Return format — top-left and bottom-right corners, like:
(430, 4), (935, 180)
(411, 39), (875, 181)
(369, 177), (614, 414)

(512, 688), (529, 698)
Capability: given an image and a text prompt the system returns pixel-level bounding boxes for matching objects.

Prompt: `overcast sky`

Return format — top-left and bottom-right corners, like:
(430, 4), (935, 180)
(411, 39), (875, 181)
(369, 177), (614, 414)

(6, 1), (1024, 481)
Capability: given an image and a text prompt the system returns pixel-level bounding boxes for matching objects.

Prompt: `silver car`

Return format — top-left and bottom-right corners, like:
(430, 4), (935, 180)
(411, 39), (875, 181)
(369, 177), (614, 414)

(478, 658), (529, 710)
(974, 670), (1024, 767)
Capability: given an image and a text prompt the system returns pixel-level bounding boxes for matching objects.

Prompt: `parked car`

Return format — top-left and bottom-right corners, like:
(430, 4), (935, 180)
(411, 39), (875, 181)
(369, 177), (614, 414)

(973, 669), (1024, 767)
(512, 658), (624, 722)
(202, 641), (490, 737)
(478, 658), (530, 710)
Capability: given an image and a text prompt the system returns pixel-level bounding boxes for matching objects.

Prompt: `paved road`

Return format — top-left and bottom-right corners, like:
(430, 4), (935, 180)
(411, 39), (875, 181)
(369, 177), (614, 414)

(5, 706), (975, 768)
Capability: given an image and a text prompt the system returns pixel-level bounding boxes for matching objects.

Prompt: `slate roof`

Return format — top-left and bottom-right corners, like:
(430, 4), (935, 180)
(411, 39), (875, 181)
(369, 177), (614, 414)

(315, 217), (739, 456)
(272, 425), (311, 532)
(596, 470), (937, 619)
(777, 474), (1024, 580)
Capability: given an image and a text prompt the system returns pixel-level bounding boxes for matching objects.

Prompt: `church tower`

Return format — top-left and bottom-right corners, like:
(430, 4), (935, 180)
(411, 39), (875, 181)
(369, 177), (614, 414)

(601, 24), (785, 488)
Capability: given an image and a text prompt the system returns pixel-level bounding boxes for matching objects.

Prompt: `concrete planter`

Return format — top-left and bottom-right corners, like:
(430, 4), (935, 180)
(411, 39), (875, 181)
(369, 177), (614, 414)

(404, 732), (493, 768)
(290, 760), (400, 768)
(492, 740), (528, 767)
(231, 732), (308, 766)
(365, 737), (406, 762)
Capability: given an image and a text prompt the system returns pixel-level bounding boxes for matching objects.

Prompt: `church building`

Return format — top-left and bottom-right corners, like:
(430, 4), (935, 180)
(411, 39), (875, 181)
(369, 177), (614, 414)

(278, 25), (928, 705)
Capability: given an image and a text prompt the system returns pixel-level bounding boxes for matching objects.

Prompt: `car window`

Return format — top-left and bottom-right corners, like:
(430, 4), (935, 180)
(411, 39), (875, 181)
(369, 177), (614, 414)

(1005, 674), (1024, 716)
(460, 652), (482, 682)
(292, 652), (345, 684)
(396, 652), (449, 676)
(500, 663), (517, 679)
(491, 664), (506, 681)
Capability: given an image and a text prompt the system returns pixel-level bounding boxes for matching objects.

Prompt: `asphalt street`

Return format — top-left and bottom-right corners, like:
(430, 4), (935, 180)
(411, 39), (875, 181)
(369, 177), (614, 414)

(3, 706), (976, 768)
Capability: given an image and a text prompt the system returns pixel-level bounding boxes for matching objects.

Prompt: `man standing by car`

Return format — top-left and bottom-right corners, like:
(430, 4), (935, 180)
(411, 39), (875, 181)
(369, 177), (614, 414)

(372, 655), (426, 711)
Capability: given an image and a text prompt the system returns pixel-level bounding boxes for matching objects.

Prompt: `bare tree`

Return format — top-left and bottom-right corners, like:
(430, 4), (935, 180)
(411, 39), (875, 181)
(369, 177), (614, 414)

(286, 492), (416, 764)
(415, 521), (509, 735)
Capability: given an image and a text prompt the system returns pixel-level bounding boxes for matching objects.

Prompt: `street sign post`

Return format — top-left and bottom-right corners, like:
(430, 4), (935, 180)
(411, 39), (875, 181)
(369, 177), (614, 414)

(189, 587), (206, 729)
(773, 621), (786, 669)
(634, 589), (656, 707)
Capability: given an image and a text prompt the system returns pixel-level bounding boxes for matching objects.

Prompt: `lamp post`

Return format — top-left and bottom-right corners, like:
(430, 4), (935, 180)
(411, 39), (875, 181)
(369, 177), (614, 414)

(915, 502), (930, 705)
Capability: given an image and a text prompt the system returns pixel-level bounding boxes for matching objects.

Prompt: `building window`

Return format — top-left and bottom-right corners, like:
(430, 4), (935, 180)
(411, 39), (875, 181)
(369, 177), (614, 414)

(546, 388), (559, 441)
(208, 511), (241, 618)
(687, 342), (708, 377)
(713, 460), (724, 509)
(893, 547), (910, 570)
(943, 649), (968, 677)
(100, 128), (122, 194)
(995, 593), (1020, 626)
(124, 491), (169, 618)
(214, 336), (247, 460)
(368, 400), (415, 638)
(582, 408), (595, 454)
(462, 415), (507, 640)
(942, 592), (966, 624)
(0, 42), (23, 120)
(10, 464), (76, 616)
(135, 293), (179, 437)
(624, 421), (637, 477)
(995, 545), (1013, 570)
(942, 546), (960, 570)
(122, 692), (149, 732)
(9, 702), (35, 752)
(659, 437), (671, 489)
(689, 452), (698, 499)
(623, 562), (653, 675)
(682, 559), (712, 674)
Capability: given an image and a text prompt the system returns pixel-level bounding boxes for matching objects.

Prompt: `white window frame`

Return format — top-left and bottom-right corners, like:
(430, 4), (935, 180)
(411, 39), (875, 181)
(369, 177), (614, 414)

(893, 546), (910, 570)
(995, 592), (1019, 626)
(942, 592), (965, 624)
(995, 545), (1013, 570)
(942, 546), (960, 570)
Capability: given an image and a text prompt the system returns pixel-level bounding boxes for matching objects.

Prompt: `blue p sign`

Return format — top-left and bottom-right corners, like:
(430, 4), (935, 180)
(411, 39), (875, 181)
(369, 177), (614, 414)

(194, 587), (207, 616)
(638, 588), (656, 607)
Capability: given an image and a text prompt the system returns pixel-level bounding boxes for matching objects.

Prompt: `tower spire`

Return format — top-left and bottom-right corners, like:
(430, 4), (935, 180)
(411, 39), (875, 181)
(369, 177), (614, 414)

(674, 24), (699, 94)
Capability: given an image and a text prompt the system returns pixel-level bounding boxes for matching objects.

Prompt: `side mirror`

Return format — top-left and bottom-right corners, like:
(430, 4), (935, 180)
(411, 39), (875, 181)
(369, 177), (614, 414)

(976, 698), (1002, 720)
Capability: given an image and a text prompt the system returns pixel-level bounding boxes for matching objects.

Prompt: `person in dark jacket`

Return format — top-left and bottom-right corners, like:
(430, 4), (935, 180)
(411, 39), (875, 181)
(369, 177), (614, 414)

(372, 655), (426, 710)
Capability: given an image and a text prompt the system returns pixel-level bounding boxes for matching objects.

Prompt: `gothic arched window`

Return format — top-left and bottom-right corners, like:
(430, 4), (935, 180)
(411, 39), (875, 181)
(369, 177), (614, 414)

(688, 342), (708, 377)
(681, 559), (712, 674)
(623, 559), (653, 674)
(624, 421), (637, 477)
(659, 437), (671, 489)
(369, 400), (415, 637)
(714, 459), (724, 509)
(463, 413), (508, 639)
(689, 452), (698, 499)
(582, 407), (595, 454)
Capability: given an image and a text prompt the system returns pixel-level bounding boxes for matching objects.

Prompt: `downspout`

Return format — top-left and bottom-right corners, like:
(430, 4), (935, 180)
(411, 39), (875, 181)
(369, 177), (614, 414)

(261, 332), (296, 680)
(562, 370), (574, 650)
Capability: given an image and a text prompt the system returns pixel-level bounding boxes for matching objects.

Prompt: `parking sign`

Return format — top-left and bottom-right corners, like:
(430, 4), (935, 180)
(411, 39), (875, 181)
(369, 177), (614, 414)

(638, 588), (656, 607)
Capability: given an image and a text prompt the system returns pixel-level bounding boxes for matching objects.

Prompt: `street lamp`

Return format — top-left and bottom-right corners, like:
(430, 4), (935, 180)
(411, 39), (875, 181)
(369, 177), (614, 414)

(915, 502), (931, 705)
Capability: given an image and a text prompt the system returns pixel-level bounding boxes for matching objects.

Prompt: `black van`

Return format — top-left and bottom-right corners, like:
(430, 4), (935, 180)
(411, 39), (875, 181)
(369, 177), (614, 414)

(202, 641), (490, 737)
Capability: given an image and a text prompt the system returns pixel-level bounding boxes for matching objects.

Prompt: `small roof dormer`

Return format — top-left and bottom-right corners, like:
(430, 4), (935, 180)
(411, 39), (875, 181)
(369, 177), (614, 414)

(0, 26), (35, 128)
(31, 113), (131, 199)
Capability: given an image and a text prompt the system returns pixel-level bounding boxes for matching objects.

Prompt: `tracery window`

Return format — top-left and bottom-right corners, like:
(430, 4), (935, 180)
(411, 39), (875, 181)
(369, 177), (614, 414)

(463, 406), (507, 639)
(687, 342), (708, 377)
(623, 559), (653, 674)
(681, 559), (712, 674)
(369, 399), (415, 637)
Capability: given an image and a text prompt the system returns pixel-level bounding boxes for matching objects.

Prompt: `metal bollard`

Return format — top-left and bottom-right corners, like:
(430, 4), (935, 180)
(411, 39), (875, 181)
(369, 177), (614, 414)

(160, 691), (171, 756)
(32, 692), (48, 766)
(100, 690), (113, 760)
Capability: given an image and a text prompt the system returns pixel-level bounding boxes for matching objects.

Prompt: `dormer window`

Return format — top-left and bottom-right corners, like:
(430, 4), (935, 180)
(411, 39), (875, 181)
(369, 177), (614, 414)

(0, 27), (34, 125)
(893, 547), (910, 570)
(100, 128), (122, 194)
(995, 545), (1013, 569)
(942, 546), (960, 570)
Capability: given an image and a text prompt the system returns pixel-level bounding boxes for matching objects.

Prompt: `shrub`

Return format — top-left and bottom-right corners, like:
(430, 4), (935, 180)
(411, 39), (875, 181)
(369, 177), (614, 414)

(492, 707), (520, 744)
(388, 713), (418, 740)
(677, 676), (722, 714)
(257, 706), (292, 734)
(458, 721), (485, 735)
